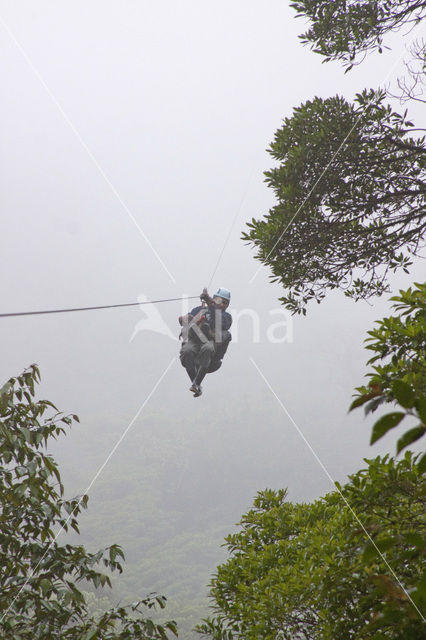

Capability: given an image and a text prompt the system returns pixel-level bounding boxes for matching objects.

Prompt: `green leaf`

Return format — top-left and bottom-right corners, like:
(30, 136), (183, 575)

(413, 569), (426, 602)
(21, 427), (31, 442)
(415, 396), (426, 424)
(0, 382), (12, 413)
(405, 532), (425, 549)
(417, 453), (426, 474)
(40, 578), (51, 596)
(363, 537), (395, 562)
(349, 394), (372, 411)
(370, 412), (405, 444)
(391, 380), (415, 408)
(396, 426), (426, 454)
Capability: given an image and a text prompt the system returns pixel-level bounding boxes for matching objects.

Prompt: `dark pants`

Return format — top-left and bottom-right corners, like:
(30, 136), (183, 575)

(180, 330), (231, 385)
(180, 339), (216, 385)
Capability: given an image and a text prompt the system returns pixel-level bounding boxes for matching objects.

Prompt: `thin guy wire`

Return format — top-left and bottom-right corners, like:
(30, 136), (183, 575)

(207, 165), (257, 289)
(249, 20), (426, 284)
(250, 356), (426, 623)
(0, 14), (176, 284)
(0, 295), (199, 319)
(0, 356), (176, 624)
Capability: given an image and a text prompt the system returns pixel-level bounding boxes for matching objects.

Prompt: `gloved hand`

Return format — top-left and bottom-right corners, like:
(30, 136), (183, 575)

(200, 288), (211, 303)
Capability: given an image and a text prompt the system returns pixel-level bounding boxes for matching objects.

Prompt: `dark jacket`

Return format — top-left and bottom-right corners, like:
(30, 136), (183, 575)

(189, 305), (232, 332)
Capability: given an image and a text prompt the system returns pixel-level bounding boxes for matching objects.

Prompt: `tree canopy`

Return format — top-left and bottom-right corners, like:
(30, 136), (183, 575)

(0, 365), (177, 639)
(291, 0), (426, 68)
(197, 455), (426, 640)
(243, 89), (426, 313)
(350, 283), (426, 465)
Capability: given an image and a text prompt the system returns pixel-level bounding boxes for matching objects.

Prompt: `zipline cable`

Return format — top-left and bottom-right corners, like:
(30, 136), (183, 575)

(207, 164), (258, 289)
(0, 295), (200, 319)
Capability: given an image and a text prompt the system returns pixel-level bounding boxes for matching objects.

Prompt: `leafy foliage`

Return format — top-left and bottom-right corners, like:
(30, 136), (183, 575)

(0, 365), (177, 639)
(242, 90), (426, 313)
(290, 0), (426, 68)
(350, 283), (426, 460)
(197, 455), (426, 639)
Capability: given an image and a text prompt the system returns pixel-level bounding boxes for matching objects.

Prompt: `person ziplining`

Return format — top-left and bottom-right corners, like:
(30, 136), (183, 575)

(179, 288), (232, 397)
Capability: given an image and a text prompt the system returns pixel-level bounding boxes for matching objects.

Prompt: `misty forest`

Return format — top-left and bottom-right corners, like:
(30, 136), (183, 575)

(1, 2), (426, 639)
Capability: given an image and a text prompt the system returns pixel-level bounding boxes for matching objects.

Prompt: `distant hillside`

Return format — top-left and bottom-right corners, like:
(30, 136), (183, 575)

(49, 388), (366, 637)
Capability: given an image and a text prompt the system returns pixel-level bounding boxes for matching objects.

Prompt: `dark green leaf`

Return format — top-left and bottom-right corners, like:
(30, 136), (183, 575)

(392, 380), (415, 408)
(396, 426), (426, 454)
(417, 453), (426, 474)
(415, 396), (426, 424)
(370, 412), (405, 444)
(363, 537), (395, 562)
(349, 393), (372, 411)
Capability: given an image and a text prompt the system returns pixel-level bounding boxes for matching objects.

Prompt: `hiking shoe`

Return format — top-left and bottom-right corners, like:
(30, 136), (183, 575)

(192, 384), (202, 397)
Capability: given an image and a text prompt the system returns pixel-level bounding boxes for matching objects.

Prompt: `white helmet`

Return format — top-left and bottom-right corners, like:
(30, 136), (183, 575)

(215, 288), (231, 302)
